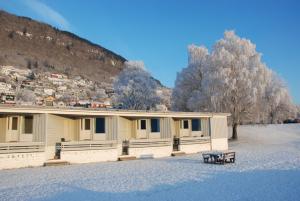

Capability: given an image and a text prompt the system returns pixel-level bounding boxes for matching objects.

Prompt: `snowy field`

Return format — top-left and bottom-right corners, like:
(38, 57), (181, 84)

(1, 124), (300, 201)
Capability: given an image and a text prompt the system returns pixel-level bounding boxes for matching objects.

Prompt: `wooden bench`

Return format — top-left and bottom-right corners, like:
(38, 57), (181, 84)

(202, 151), (235, 165)
(224, 152), (235, 163)
(202, 153), (211, 163)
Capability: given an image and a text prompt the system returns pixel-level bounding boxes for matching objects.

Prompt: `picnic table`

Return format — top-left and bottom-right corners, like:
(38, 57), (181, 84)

(202, 151), (235, 164)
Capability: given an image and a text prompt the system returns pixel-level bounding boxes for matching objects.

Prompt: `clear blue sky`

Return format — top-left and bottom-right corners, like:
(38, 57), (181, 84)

(1, 0), (299, 103)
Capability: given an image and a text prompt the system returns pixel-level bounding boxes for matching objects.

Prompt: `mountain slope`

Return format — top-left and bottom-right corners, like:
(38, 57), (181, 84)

(0, 10), (126, 83)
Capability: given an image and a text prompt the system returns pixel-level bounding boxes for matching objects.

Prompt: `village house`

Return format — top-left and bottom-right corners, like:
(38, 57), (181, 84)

(0, 106), (230, 169)
(0, 82), (12, 93)
(0, 92), (16, 105)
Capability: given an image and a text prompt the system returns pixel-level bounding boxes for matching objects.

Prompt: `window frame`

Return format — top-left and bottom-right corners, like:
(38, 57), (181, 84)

(84, 118), (91, 130)
(151, 118), (160, 133)
(191, 119), (201, 132)
(181, 119), (189, 129)
(24, 115), (33, 134)
(11, 116), (18, 130)
(95, 117), (105, 134)
(139, 119), (147, 130)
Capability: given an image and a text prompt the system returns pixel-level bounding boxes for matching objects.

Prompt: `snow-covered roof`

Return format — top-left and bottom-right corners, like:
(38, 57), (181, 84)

(0, 105), (230, 118)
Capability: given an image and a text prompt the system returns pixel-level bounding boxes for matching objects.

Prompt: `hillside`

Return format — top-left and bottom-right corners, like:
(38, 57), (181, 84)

(0, 10), (126, 83)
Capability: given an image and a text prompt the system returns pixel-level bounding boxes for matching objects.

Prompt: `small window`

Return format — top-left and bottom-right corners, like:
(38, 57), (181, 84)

(151, 118), (160, 133)
(84, 119), (91, 130)
(12, 117), (18, 130)
(192, 119), (201, 131)
(95, 118), (105, 134)
(140, 119), (146, 130)
(24, 116), (33, 134)
(182, 120), (189, 129)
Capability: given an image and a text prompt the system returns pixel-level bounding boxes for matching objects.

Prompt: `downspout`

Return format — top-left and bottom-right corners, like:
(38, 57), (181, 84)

(44, 113), (48, 160)
(209, 114), (213, 151)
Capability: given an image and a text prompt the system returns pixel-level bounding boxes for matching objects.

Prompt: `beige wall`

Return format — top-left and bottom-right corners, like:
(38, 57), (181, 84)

(201, 118), (210, 136)
(160, 118), (172, 139)
(0, 117), (7, 142)
(106, 116), (118, 141)
(46, 114), (78, 146)
(32, 114), (46, 142)
(210, 116), (228, 139)
(118, 116), (132, 141)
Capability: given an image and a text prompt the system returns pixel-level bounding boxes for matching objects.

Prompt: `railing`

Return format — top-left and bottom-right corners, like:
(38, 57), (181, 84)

(0, 142), (45, 154)
(180, 136), (210, 145)
(128, 138), (172, 148)
(56, 140), (118, 152)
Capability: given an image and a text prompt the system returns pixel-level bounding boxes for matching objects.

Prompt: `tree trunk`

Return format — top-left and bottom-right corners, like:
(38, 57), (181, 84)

(232, 123), (238, 140)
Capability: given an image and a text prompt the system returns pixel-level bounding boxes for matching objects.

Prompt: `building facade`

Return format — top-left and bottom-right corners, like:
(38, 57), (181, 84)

(0, 106), (230, 169)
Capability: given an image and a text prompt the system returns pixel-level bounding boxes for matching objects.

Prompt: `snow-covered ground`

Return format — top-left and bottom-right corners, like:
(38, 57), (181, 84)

(1, 124), (300, 201)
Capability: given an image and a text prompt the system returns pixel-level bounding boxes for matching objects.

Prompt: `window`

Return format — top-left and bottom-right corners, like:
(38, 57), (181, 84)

(95, 118), (105, 134)
(12, 117), (18, 130)
(24, 116), (33, 134)
(192, 119), (201, 131)
(84, 119), (91, 130)
(151, 118), (160, 133)
(140, 119), (146, 130)
(181, 120), (189, 129)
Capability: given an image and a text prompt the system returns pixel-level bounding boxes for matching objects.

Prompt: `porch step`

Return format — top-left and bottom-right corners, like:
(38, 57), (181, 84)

(118, 155), (137, 161)
(171, 151), (186, 157)
(44, 160), (70, 166)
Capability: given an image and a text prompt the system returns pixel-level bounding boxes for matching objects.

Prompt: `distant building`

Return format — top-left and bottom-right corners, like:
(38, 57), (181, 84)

(0, 82), (12, 93)
(35, 97), (44, 106)
(44, 96), (55, 106)
(44, 88), (55, 96)
(0, 92), (16, 104)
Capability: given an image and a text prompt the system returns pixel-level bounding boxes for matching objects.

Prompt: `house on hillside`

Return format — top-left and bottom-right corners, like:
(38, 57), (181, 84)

(44, 96), (55, 106)
(0, 92), (16, 104)
(0, 106), (230, 169)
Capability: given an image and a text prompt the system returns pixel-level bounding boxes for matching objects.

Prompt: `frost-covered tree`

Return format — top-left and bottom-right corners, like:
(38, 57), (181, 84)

(172, 45), (209, 111)
(113, 61), (161, 110)
(172, 30), (296, 139)
(264, 71), (296, 123)
(157, 87), (172, 110)
(90, 89), (108, 100)
(199, 31), (267, 139)
(16, 89), (36, 103)
(297, 105), (300, 118)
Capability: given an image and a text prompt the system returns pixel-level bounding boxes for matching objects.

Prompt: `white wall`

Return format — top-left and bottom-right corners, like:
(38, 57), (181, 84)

(60, 149), (118, 163)
(129, 145), (172, 158)
(180, 143), (211, 154)
(211, 138), (228, 150)
(0, 152), (45, 170)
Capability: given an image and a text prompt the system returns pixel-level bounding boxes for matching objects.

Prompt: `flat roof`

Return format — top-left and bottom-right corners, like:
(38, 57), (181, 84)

(0, 105), (231, 118)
